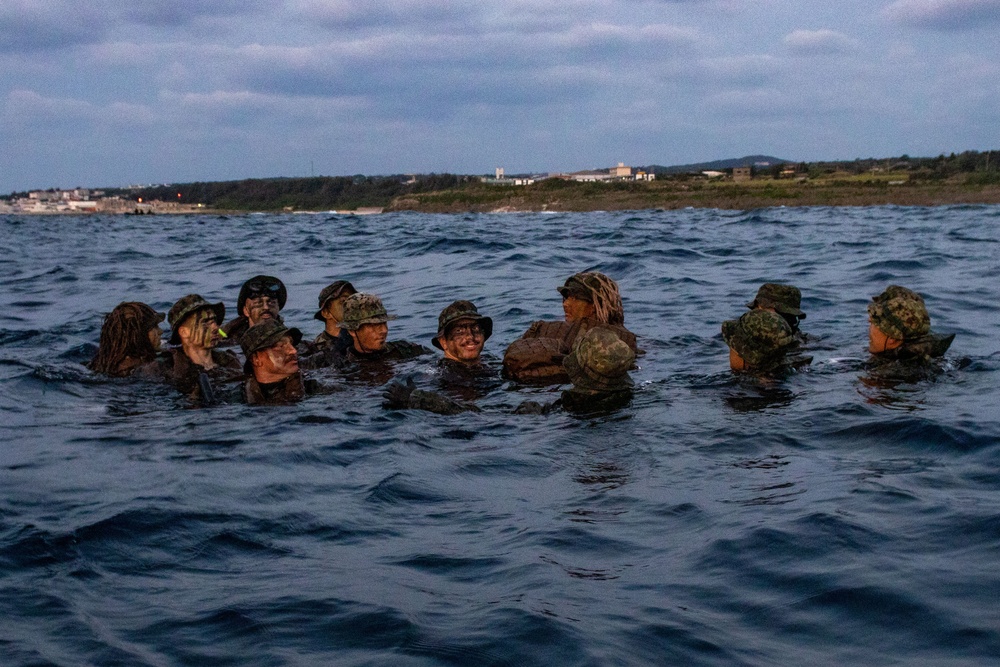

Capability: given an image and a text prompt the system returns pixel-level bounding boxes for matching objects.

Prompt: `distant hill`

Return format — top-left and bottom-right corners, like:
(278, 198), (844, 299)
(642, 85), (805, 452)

(642, 155), (793, 175)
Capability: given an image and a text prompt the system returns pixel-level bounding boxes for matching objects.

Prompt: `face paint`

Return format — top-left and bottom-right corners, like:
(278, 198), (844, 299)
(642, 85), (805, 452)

(264, 336), (299, 375)
(244, 295), (280, 326)
(189, 309), (220, 349)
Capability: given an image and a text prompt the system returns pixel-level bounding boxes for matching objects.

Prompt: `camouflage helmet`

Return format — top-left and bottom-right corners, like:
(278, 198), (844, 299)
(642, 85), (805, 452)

(236, 275), (287, 316)
(746, 283), (805, 319)
(867, 285), (930, 341)
(340, 293), (397, 331)
(240, 319), (302, 369)
(722, 309), (795, 368)
(313, 280), (357, 321)
(562, 326), (635, 394)
(167, 294), (226, 345)
(432, 300), (493, 349)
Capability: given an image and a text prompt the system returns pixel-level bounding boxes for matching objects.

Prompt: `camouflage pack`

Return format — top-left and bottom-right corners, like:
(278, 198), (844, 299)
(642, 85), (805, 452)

(562, 326), (635, 393)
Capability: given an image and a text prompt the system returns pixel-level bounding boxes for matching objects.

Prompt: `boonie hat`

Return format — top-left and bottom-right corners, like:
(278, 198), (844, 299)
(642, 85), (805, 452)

(867, 285), (930, 341)
(313, 280), (357, 321)
(562, 327), (635, 394)
(240, 319), (302, 373)
(432, 300), (493, 349)
(722, 309), (795, 368)
(340, 293), (397, 331)
(747, 283), (806, 319)
(236, 275), (288, 316)
(557, 273), (601, 302)
(168, 294), (226, 345)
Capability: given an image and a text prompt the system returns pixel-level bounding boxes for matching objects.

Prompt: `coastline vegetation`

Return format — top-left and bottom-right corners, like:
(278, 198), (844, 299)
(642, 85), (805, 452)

(5, 150), (999, 213)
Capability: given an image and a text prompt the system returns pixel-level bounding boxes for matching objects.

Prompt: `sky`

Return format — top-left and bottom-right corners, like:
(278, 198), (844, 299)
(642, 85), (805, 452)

(1, 0), (998, 192)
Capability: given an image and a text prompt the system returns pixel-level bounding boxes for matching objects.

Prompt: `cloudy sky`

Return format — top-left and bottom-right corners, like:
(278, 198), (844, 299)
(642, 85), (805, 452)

(1, 0), (998, 192)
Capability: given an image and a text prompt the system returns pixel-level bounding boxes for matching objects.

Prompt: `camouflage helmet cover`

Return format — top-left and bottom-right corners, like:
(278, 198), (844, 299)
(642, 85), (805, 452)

(432, 300), (493, 349)
(747, 283), (805, 318)
(313, 280), (357, 321)
(340, 293), (397, 331)
(240, 319), (302, 360)
(168, 294), (226, 345)
(562, 326), (635, 393)
(867, 285), (930, 341)
(722, 309), (795, 368)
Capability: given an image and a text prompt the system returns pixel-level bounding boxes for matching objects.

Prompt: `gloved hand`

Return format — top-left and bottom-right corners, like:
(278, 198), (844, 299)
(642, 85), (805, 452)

(382, 377), (417, 409)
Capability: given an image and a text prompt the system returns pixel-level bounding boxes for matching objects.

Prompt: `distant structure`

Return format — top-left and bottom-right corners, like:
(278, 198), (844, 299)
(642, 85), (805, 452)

(733, 167), (752, 182)
(481, 168), (537, 186)
(496, 168), (504, 179)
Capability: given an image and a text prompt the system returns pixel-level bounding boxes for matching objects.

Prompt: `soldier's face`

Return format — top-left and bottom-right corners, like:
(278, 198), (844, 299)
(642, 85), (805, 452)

(562, 295), (596, 322)
(261, 335), (299, 376)
(244, 295), (280, 326)
(148, 325), (162, 351)
(321, 294), (351, 324)
(351, 322), (388, 352)
(868, 320), (901, 354)
(439, 319), (484, 363)
(180, 309), (220, 349)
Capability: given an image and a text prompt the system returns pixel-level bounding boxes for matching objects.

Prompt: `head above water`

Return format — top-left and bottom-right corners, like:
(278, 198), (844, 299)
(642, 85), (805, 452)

(557, 272), (624, 325)
(340, 293), (397, 331)
(168, 294), (225, 345)
(722, 309), (795, 370)
(867, 285), (930, 342)
(314, 280), (357, 322)
(90, 302), (165, 376)
(236, 275), (287, 316)
(241, 319), (302, 378)
(562, 326), (635, 394)
(747, 283), (805, 320)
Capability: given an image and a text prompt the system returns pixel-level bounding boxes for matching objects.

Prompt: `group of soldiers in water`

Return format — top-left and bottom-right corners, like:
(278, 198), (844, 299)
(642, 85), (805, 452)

(88, 271), (956, 413)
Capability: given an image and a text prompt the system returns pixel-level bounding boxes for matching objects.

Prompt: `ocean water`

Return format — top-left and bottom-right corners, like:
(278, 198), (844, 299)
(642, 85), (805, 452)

(1, 207), (999, 666)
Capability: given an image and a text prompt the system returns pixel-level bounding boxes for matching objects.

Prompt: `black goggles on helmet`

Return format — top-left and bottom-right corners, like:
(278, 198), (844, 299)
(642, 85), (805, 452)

(246, 281), (282, 299)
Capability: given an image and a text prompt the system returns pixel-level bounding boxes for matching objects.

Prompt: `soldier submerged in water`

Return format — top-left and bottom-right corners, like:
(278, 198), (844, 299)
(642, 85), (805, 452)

(746, 283), (809, 343)
(503, 272), (638, 385)
(89, 302), (165, 377)
(430, 300), (502, 400)
(722, 309), (810, 374)
(312, 280), (357, 351)
(221, 275), (287, 346)
(241, 319), (334, 405)
(864, 285), (955, 384)
(146, 294), (243, 401)
(384, 327), (635, 416)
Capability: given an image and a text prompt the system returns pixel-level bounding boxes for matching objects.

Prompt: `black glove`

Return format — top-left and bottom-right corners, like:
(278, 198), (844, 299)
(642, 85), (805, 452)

(382, 377), (417, 409)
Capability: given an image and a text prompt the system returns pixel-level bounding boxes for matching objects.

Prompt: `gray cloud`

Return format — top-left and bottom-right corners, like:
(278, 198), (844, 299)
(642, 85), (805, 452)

(883, 0), (1000, 30)
(784, 29), (857, 55)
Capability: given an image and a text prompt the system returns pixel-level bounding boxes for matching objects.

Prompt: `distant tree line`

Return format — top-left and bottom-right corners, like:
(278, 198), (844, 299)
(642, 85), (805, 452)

(101, 174), (472, 210)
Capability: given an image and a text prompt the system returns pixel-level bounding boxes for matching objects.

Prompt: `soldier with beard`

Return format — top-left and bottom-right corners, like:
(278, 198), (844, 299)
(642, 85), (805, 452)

(241, 319), (334, 405)
(220, 275), (287, 345)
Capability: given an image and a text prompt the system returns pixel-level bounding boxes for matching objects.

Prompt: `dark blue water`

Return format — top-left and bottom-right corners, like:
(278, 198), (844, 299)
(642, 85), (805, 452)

(2, 207), (999, 666)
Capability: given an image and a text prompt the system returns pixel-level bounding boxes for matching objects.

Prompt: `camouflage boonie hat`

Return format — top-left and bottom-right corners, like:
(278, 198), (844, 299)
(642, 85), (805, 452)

(236, 275), (288, 315)
(240, 319), (302, 364)
(563, 327), (635, 394)
(722, 309), (795, 368)
(432, 300), (493, 349)
(557, 272), (603, 302)
(168, 294), (226, 345)
(340, 293), (397, 331)
(747, 283), (805, 318)
(313, 280), (357, 321)
(867, 285), (930, 341)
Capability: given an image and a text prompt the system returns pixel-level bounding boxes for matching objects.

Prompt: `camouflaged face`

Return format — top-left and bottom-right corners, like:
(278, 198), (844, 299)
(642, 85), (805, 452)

(168, 294), (226, 345)
(236, 275), (287, 314)
(748, 283), (804, 317)
(867, 285), (930, 340)
(563, 327), (635, 392)
(722, 309), (795, 367)
(340, 293), (394, 331)
(240, 319), (302, 358)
